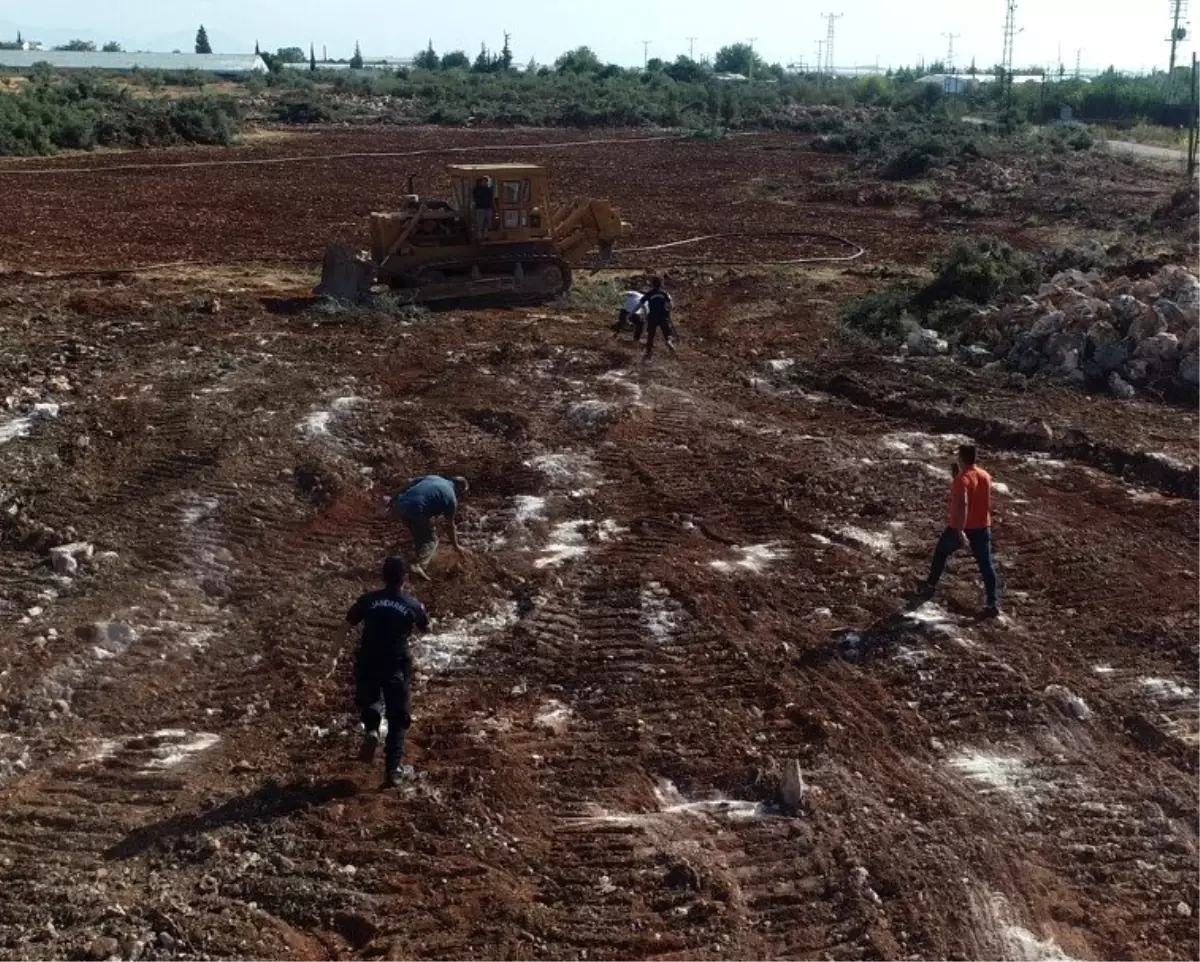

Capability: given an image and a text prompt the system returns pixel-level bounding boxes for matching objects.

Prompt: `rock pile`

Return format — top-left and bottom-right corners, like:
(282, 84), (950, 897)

(956, 264), (1199, 398)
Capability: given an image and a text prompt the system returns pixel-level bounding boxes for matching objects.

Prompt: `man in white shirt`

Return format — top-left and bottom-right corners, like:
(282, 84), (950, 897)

(613, 289), (648, 339)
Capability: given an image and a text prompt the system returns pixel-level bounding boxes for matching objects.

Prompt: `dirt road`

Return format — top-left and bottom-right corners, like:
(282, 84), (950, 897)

(0, 129), (1195, 962)
(1103, 139), (1188, 163)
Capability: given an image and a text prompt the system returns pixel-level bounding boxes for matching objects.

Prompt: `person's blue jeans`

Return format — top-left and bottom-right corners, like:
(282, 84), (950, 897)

(927, 527), (998, 607)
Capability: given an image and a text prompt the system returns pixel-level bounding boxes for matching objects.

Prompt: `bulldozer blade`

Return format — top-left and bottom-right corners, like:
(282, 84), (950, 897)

(315, 244), (376, 301)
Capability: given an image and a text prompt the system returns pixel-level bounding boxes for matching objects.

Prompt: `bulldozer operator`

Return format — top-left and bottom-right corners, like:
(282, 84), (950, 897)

(471, 176), (495, 243)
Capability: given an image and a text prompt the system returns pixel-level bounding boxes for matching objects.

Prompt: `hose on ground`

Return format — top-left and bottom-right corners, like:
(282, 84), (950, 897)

(0, 133), (753, 176)
(0, 134), (863, 274)
(606, 230), (865, 266)
(0, 231), (865, 283)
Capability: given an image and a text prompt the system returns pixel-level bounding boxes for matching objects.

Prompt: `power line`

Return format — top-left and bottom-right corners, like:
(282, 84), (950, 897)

(815, 39), (825, 76)
(686, 36), (697, 60)
(641, 40), (651, 69)
(821, 13), (843, 74)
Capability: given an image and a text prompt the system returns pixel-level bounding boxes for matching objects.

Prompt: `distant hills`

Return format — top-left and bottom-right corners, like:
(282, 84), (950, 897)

(0, 18), (250, 54)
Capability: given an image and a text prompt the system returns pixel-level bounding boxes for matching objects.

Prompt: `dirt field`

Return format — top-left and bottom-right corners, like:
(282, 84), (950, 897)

(0, 128), (1196, 962)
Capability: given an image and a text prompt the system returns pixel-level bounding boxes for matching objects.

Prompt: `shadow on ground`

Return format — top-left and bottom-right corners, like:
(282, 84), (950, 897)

(106, 778), (358, 860)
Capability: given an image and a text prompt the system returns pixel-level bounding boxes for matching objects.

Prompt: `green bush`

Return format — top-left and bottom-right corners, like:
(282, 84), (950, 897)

(918, 237), (1036, 306)
(838, 283), (920, 339)
(841, 236), (1038, 344)
(0, 76), (243, 155)
(168, 96), (240, 145)
(880, 146), (934, 180)
(271, 93), (335, 124)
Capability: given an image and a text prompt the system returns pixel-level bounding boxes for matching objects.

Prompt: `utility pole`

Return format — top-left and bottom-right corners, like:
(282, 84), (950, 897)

(815, 39), (825, 76)
(1000, 0), (1017, 131)
(687, 36), (697, 60)
(641, 40), (651, 69)
(821, 13), (842, 75)
(1075, 47), (1082, 79)
(942, 31), (960, 73)
(747, 37), (758, 79)
(1186, 52), (1197, 175)
(1167, 0), (1190, 102)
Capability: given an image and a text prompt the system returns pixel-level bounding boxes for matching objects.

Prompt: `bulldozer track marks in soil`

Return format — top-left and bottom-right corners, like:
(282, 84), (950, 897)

(0, 128), (1194, 961)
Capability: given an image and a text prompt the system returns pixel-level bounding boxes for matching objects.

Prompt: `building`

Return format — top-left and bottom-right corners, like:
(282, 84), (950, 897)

(915, 73), (979, 94)
(281, 58), (413, 73)
(0, 51), (268, 75)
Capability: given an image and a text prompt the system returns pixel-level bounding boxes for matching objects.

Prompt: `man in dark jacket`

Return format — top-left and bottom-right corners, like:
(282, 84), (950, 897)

(634, 276), (676, 359)
(336, 556), (429, 787)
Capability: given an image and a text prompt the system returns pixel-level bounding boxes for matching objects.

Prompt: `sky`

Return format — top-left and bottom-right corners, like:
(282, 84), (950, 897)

(1, 0), (1195, 73)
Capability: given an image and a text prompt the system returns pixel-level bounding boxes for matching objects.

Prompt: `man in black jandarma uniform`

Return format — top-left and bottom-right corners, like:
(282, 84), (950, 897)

(334, 556), (429, 788)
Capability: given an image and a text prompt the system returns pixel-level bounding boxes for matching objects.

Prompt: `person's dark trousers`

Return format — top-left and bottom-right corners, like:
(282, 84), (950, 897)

(645, 315), (671, 352)
(397, 507), (438, 568)
(631, 313), (645, 342)
(926, 526), (998, 607)
(355, 651), (413, 774)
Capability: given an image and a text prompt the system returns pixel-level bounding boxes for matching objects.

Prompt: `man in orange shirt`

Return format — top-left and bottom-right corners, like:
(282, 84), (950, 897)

(916, 443), (1000, 617)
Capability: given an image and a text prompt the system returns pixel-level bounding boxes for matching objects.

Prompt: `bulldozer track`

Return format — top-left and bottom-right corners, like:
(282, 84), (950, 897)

(389, 251), (574, 305)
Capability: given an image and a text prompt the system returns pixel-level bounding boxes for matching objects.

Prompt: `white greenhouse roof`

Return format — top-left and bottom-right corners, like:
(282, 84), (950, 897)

(0, 51), (268, 73)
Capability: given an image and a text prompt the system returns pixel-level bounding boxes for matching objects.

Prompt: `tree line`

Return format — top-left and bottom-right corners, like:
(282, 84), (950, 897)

(0, 25), (214, 55)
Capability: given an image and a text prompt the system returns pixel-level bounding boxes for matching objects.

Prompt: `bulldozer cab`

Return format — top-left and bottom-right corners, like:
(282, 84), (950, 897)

(448, 164), (553, 243)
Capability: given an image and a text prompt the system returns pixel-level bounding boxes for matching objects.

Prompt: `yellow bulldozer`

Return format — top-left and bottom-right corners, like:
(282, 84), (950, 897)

(316, 163), (631, 304)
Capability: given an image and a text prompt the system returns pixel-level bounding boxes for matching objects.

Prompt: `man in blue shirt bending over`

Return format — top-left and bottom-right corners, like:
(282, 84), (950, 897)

(390, 474), (469, 579)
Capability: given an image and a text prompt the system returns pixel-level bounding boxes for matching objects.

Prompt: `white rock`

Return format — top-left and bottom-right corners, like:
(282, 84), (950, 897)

(566, 400), (617, 429)
(1156, 298), (1188, 329)
(1044, 683), (1093, 721)
(1109, 294), (1142, 327)
(906, 328), (947, 357)
(1181, 352), (1200, 386)
(779, 758), (806, 812)
(1181, 326), (1199, 357)
(51, 541), (93, 561)
(1024, 418), (1053, 441)
(30, 402), (59, 420)
(1177, 901), (1193, 918)
(1161, 267), (1200, 306)
(1135, 332), (1180, 368)
(51, 553), (78, 577)
(1086, 319), (1120, 348)
(1108, 372), (1136, 399)
(1030, 311), (1065, 338)
(1124, 359), (1151, 384)
(1129, 309), (1168, 343)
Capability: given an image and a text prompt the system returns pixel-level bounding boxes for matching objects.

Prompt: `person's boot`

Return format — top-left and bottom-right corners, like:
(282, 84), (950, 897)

(383, 765), (415, 789)
(913, 579), (935, 602)
(358, 728), (380, 763)
(982, 604), (1001, 619)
